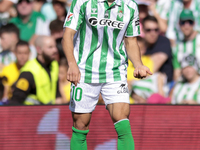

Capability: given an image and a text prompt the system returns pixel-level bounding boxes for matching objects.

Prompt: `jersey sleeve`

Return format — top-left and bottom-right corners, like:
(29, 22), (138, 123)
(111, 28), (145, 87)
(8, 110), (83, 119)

(63, 0), (85, 31)
(125, 2), (140, 37)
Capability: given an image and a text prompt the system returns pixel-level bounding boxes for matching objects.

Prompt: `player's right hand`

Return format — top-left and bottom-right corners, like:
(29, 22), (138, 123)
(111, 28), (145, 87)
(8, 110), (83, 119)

(67, 62), (81, 86)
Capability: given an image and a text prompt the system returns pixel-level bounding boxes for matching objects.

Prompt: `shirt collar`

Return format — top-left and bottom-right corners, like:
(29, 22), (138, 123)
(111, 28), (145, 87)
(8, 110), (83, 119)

(98, 0), (122, 6)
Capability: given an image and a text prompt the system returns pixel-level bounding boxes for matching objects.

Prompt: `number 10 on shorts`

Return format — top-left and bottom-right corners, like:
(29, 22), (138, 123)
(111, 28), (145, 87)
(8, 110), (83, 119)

(71, 85), (83, 101)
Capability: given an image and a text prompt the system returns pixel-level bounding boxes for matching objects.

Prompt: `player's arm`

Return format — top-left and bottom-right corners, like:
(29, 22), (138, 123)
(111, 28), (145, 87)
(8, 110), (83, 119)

(62, 0), (84, 86)
(8, 72), (34, 105)
(62, 28), (80, 86)
(0, 0), (14, 13)
(124, 37), (152, 78)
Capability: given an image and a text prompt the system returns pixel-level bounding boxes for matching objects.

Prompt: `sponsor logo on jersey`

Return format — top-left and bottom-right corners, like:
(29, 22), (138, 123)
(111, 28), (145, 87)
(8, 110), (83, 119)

(117, 84), (129, 94)
(88, 17), (125, 29)
(135, 18), (140, 26)
(67, 13), (73, 21)
(118, 10), (123, 18)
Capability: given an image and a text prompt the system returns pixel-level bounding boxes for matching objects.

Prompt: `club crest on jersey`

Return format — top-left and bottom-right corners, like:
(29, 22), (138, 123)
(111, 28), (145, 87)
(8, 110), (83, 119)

(118, 10), (123, 18)
(88, 17), (125, 29)
(67, 13), (73, 21)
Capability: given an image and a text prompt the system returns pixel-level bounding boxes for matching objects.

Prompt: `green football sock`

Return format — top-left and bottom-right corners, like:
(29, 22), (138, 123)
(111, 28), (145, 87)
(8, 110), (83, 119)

(114, 119), (135, 150)
(70, 126), (89, 150)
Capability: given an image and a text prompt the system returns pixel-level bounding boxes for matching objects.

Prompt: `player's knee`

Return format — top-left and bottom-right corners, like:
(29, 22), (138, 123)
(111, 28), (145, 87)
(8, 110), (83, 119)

(74, 121), (89, 130)
(112, 112), (130, 123)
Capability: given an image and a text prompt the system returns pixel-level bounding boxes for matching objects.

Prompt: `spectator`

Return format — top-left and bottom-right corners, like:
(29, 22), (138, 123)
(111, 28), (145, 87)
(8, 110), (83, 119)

(49, 19), (64, 39)
(173, 9), (199, 81)
(171, 54), (200, 104)
(142, 16), (173, 83)
(1, 40), (30, 100)
(1, 40), (30, 87)
(148, 0), (173, 34)
(131, 72), (169, 104)
(166, 0), (200, 46)
(52, 0), (67, 21)
(57, 58), (70, 104)
(0, 23), (18, 70)
(9, 0), (50, 42)
(9, 36), (61, 105)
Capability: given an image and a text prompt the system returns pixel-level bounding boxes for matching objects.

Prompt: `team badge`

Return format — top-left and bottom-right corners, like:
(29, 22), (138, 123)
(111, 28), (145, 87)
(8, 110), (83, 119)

(118, 10), (123, 18)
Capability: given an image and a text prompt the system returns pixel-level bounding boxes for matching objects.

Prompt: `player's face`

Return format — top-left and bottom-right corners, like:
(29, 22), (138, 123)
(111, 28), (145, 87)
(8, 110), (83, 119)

(182, 66), (198, 81)
(180, 20), (194, 37)
(17, 0), (33, 16)
(143, 21), (159, 44)
(41, 37), (58, 63)
(59, 66), (67, 82)
(16, 45), (30, 66)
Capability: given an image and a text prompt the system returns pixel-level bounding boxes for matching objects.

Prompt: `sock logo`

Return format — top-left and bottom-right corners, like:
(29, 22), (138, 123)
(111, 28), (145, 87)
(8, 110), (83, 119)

(88, 17), (125, 29)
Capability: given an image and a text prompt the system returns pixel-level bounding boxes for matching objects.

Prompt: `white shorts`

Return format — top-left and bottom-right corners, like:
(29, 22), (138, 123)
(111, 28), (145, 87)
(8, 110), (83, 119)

(69, 81), (130, 113)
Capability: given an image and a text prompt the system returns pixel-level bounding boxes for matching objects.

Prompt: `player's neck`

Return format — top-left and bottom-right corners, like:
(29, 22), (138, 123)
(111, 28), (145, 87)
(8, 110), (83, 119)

(107, 0), (115, 6)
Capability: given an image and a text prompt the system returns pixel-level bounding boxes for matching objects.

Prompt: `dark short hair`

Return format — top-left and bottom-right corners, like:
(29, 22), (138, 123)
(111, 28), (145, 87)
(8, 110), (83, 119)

(49, 19), (64, 33)
(16, 40), (29, 50)
(142, 15), (158, 27)
(0, 23), (20, 39)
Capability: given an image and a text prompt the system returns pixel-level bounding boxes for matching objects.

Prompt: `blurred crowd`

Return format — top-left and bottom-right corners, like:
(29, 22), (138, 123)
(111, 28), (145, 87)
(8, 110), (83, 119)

(0, 0), (200, 105)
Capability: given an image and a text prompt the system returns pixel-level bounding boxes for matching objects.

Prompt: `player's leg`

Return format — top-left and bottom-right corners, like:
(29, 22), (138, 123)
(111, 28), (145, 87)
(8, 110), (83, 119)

(70, 112), (92, 150)
(101, 81), (134, 150)
(69, 83), (101, 150)
(107, 103), (134, 150)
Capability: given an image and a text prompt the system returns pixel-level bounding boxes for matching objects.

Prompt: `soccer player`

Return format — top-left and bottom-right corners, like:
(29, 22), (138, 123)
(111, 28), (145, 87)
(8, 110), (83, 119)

(62, 0), (152, 149)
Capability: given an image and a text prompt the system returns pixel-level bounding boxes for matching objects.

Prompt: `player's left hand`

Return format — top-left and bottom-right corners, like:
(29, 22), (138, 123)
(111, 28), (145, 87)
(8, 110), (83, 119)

(134, 65), (153, 79)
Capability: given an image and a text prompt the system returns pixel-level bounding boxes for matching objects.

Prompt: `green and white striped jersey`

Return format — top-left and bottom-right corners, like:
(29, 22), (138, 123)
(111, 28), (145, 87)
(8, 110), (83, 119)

(172, 34), (200, 69)
(64, 0), (140, 83)
(166, 0), (200, 41)
(172, 77), (200, 104)
(156, 0), (173, 20)
(132, 73), (168, 99)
